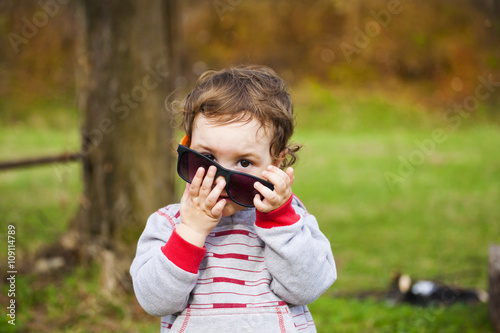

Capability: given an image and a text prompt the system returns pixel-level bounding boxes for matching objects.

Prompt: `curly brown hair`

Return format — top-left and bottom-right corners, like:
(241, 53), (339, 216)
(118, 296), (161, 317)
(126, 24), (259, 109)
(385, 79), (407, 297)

(180, 65), (301, 168)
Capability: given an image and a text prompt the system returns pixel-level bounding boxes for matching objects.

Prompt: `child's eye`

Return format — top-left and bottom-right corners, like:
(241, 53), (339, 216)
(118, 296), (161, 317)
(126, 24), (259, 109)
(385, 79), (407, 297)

(238, 160), (252, 168)
(203, 154), (216, 161)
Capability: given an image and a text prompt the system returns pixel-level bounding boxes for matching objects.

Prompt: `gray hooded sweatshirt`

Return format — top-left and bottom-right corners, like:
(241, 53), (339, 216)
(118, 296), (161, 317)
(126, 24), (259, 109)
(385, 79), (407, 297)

(130, 195), (336, 332)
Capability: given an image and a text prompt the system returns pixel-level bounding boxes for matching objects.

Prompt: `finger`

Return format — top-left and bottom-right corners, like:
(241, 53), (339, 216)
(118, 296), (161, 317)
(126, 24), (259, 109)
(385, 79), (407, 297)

(253, 193), (265, 211)
(189, 167), (206, 196)
(206, 177), (226, 207)
(267, 165), (291, 183)
(199, 165), (217, 198)
(254, 181), (275, 197)
(262, 168), (289, 193)
(253, 193), (272, 213)
(254, 181), (280, 206)
(211, 198), (227, 217)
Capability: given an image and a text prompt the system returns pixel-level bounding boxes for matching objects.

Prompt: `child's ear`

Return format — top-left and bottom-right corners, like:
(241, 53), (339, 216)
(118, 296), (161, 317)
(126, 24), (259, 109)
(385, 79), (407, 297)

(272, 151), (286, 168)
(272, 159), (282, 168)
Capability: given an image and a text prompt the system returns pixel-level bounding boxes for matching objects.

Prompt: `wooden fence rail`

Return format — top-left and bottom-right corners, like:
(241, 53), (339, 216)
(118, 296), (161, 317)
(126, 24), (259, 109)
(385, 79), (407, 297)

(0, 152), (81, 171)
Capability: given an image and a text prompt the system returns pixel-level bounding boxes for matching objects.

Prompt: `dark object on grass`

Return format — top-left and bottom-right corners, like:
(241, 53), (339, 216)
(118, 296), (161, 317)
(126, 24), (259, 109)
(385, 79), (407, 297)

(388, 273), (488, 306)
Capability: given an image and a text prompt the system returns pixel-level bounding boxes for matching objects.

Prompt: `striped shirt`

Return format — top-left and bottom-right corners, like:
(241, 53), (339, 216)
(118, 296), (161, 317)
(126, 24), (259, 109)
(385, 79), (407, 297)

(130, 195), (336, 332)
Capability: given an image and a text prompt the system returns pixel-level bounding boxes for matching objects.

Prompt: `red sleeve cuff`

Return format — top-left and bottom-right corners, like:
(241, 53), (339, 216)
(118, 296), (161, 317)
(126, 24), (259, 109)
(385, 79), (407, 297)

(161, 229), (206, 274)
(255, 195), (300, 229)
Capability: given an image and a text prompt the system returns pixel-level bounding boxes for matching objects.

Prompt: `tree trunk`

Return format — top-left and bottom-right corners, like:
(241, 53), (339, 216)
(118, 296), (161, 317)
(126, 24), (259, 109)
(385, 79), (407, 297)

(71, 0), (177, 293)
(490, 245), (500, 333)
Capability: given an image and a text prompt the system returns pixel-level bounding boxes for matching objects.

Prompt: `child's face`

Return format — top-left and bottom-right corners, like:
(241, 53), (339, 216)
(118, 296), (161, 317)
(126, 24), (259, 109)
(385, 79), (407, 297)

(190, 114), (280, 216)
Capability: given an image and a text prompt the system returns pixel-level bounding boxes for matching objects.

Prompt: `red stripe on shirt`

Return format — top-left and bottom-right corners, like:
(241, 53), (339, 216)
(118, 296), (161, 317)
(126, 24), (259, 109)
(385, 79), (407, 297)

(213, 303), (247, 309)
(197, 277), (270, 286)
(192, 290), (272, 297)
(156, 209), (176, 229)
(178, 308), (191, 333)
(161, 322), (172, 329)
(211, 252), (249, 260)
(206, 252), (265, 262)
(188, 301), (287, 309)
(277, 307), (286, 333)
(212, 277), (245, 285)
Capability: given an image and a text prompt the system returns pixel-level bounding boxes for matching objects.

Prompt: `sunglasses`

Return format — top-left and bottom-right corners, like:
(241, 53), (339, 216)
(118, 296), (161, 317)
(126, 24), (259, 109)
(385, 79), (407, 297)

(177, 145), (274, 207)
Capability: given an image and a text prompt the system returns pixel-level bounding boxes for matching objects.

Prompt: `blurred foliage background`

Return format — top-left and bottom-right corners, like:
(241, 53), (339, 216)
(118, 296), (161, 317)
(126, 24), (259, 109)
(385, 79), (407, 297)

(1, 0), (499, 123)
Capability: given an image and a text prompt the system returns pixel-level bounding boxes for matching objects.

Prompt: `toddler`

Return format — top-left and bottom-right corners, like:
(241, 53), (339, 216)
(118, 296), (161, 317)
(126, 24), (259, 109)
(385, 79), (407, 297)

(130, 65), (336, 332)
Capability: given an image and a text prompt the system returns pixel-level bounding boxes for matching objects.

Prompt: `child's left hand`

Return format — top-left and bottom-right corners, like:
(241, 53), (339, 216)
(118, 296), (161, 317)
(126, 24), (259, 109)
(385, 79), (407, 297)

(253, 166), (295, 213)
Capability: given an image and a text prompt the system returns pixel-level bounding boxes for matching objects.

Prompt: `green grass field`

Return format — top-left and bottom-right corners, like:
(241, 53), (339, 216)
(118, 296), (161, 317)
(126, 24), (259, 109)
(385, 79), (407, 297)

(1, 84), (498, 332)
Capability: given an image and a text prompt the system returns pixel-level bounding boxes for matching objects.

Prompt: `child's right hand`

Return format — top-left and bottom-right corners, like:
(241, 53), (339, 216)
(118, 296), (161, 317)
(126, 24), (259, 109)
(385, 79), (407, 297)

(177, 166), (226, 247)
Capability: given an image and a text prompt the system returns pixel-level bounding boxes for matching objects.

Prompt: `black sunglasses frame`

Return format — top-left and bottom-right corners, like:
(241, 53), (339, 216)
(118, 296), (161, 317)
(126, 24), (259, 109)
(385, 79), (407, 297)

(176, 144), (274, 207)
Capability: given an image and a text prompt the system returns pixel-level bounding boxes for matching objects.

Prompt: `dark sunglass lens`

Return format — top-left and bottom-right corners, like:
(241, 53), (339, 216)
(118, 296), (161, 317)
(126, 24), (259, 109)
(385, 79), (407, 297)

(228, 173), (262, 206)
(179, 151), (190, 180)
(180, 151), (214, 182)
